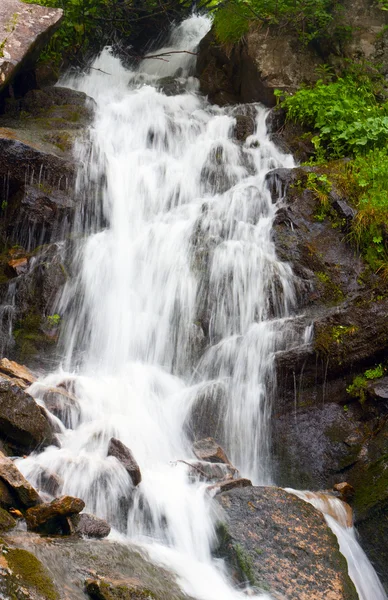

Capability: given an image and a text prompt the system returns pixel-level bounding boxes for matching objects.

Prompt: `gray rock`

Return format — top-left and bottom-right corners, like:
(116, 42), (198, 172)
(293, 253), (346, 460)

(0, 451), (41, 508)
(368, 376), (388, 401)
(0, 378), (55, 453)
(184, 382), (226, 443)
(215, 486), (358, 599)
(69, 512), (110, 539)
(193, 437), (230, 465)
(0, 536), (195, 600)
(107, 437), (141, 486)
(0, 0), (63, 93)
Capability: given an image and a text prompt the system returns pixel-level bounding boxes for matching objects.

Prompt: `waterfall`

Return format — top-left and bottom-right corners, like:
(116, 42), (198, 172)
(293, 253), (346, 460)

(14, 13), (386, 600)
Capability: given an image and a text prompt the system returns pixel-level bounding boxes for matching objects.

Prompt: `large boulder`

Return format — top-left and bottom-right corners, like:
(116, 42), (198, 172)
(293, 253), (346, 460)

(215, 486), (358, 599)
(0, 450), (41, 508)
(0, 0), (63, 94)
(196, 2), (388, 107)
(0, 536), (195, 600)
(0, 378), (55, 454)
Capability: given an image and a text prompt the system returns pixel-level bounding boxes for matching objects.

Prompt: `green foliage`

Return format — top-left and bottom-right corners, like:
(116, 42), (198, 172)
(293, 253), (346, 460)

(277, 71), (388, 275)
(21, 0), (200, 64)
(277, 77), (388, 157)
(213, 0), (335, 45)
(46, 313), (61, 327)
(346, 363), (386, 403)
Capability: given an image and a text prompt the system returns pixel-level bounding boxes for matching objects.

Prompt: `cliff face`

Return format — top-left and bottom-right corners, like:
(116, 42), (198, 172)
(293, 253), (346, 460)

(196, 0), (388, 107)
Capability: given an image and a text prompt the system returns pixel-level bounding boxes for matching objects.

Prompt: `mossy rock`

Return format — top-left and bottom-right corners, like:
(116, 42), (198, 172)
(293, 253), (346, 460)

(86, 579), (157, 600)
(0, 507), (16, 531)
(4, 547), (59, 600)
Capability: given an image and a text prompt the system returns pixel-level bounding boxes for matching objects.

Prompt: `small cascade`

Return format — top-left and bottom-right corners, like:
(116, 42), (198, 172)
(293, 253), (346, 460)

(286, 489), (387, 600)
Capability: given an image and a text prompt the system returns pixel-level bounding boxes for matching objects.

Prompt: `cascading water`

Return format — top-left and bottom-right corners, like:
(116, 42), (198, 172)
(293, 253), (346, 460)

(287, 490), (387, 600)
(14, 13), (386, 600)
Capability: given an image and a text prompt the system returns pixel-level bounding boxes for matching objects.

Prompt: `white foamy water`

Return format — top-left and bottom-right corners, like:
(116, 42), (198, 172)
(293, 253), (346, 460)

(14, 13), (385, 600)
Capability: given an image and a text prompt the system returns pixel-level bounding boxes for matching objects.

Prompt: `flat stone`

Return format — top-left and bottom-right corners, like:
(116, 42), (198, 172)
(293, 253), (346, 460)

(107, 438), (141, 487)
(192, 437), (231, 465)
(208, 477), (252, 495)
(0, 451), (41, 508)
(0, 358), (36, 385)
(0, 0), (63, 92)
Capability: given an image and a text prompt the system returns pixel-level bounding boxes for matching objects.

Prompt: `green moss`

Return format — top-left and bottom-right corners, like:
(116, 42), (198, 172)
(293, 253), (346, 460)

(6, 548), (59, 600)
(0, 508), (16, 532)
(234, 543), (256, 586)
(315, 323), (359, 358)
(315, 271), (345, 304)
(87, 580), (156, 600)
(353, 456), (388, 518)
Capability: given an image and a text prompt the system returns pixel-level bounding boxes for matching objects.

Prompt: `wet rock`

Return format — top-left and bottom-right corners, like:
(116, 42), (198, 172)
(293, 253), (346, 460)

(0, 477), (18, 509)
(6, 183), (75, 249)
(273, 402), (364, 490)
(3, 535), (195, 600)
(188, 461), (238, 482)
(69, 513), (111, 539)
(215, 486), (358, 599)
(333, 482), (355, 502)
(107, 438), (141, 487)
(184, 382), (226, 443)
(157, 76), (187, 96)
(0, 543), (59, 600)
(0, 357), (36, 385)
(0, 378), (55, 454)
(41, 386), (80, 429)
(368, 376), (388, 401)
(7, 256), (28, 276)
(0, 0), (63, 94)
(0, 451), (41, 508)
(0, 134), (76, 208)
(233, 114), (255, 142)
(0, 506), (16, 530)
(34, 466), (62, 497)
(208, 477), (252, 495)
(192, 437), (230, 465)
(25, 495), (85, 534)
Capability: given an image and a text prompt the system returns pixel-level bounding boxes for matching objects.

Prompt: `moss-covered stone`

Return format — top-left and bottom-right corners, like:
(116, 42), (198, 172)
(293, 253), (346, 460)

(5, 547), (59, 600)
(0, 507), (16, 531)
(86, 579), (157, 600)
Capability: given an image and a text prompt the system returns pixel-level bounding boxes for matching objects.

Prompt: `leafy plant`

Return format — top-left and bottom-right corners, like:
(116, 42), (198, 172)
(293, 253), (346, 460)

(21, 0), (205, 64)
(346, 363), (386, 403)
(213, 0), (336, 45)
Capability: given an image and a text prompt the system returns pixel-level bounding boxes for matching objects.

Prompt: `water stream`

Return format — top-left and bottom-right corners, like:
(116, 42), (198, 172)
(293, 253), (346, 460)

(15, 14), (386, 600)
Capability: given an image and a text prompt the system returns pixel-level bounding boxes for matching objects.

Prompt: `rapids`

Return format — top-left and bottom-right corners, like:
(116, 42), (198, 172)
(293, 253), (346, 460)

(15, 14), (386, 600)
